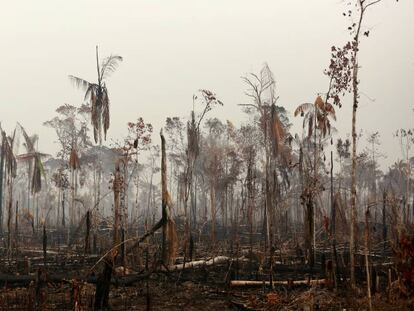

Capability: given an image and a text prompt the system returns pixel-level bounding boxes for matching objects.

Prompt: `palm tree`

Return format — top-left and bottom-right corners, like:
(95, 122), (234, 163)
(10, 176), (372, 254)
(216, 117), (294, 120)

(294, 95), (336, 139)
(0, 128), (17, 258)
(0, 124), (7, 234)
(17, 124), (38, 209)
(69, 46), (122, 214)
(17, 123), (47, 229)
(69, 46), (123, 144)
(294, 95), (336, 266)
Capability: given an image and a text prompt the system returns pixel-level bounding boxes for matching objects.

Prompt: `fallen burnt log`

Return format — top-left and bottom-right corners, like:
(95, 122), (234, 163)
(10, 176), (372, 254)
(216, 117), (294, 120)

(0, 271), (152, 288)
(0, 256), (236, 288)
(230, 278), (327, 287)
(165, 256), (231, 271)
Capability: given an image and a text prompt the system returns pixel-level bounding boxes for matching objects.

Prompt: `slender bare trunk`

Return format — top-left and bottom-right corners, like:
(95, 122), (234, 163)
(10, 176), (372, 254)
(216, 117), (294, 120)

(210, 181), (216, 246)
(0, 142), (4, 234)
(42, 223), (47, 265)
(85, 210), (91, 255)
(161, 134), (168, 263)
(62, 190), (65, 227)
(7, 175), (13, 259)
(364, 207), (372, 311)
(160, 131), (177, 265)
(350, 3), (364, 287)
(57, 184), (61, 228)
(71, 167), (75, 228)
(382, 191), (387, 254)
(330, 150), (338, 287)
(14, 200), (18, 253)
(113, 164), (121, 251)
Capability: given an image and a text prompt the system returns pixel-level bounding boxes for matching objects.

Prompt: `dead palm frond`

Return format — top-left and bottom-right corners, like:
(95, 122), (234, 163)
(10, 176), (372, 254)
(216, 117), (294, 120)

(31, 153), (44, 194)
(1, 130), (17, 178)
(69, 46), (122, 144)
(17, 123), (46, 193)
(294, 102), (313, 118)
(17, 122), (36, 154)
(294, 96), (336, 139)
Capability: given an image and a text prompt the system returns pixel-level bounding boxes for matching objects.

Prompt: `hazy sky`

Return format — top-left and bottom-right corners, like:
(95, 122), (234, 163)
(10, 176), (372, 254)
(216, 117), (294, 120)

(1, 0), (413, 169)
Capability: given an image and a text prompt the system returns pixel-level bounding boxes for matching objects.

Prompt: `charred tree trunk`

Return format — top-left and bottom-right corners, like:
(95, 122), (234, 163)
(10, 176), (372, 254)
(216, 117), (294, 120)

(264, 161), (271, 252)
(161, 136), (168, 263)
(160, 131), (177, 266)
(0, 141), (4, 235)
(330, 151), (335, 238)
(57, 185), (61, 229)
(62, 191), (66, 228)
(113, 165), (121, 253)
(210, 181), (216, 247)
(71, 167), (75, 228)
(146, 170), (154, 226)
(7, 187), (12, 259)
(15, 200), (18, 253)
(364, 206), (372, 311)
(94, 261), (113, 310)
(85, 210), (91, 255)
(350, 44), (358, 290)
(42, 223), (47, 265)
(94, 163), (121, 310)
(330, 150), (338, 286)
(305, 196), (314, 267)
(121, 228), (125, 268)
(191, 175), (197, 234)
(382, 191), (387, 252)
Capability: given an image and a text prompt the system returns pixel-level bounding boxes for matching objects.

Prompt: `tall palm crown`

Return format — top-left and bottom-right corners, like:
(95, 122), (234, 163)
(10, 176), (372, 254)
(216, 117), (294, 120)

(17, 123), (46, 194)
(69, 46), (123, 144)
(294, 95), (336, 139)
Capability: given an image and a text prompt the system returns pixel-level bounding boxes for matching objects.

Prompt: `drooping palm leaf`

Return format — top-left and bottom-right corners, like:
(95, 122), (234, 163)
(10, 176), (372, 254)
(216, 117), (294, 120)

(17, 122), (36, 153)
(295, 95), (336, 138)
(324, 102), (336, 121)
(68, 75), (92, 92)
(315, 96), (325, 110)
(1, 131), (17, 178)
(294, 102), (313, 117)
(83, 83), (98, 103)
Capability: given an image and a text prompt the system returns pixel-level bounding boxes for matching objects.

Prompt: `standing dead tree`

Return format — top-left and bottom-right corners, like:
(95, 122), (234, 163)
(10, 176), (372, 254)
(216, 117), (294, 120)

(160, 131), (178, 265)
(0, 127), (5, 235)
(69, 147), (80, 227)
(85, 210), (91, 255)
(69, 46), (122, 214)
(1, 128), (17, 260)
(94, 162), (122, 310)
(182, 90), (222, 259)
(44, 103), (90, 228)
(295, 96), (336, 266)
(69, 47), (122, 145)
(347, 0), (384, 288)
(241, 64), (289, 259)
(124, 131), (178, 267)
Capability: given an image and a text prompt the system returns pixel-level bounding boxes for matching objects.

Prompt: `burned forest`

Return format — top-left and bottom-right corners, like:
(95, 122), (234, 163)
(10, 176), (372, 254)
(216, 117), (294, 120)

(1, 0), (413, 310)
